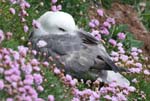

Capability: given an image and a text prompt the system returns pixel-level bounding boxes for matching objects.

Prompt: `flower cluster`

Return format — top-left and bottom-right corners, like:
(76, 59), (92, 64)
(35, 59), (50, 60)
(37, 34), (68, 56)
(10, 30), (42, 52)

(89, 9), (116, 41)
(8, 0), (31, 33)
(100, 81), (136, 101)
(72, 88), (100, 101)
(0, 46), (55, 100)
(110, 45), (148, 75)
(51, 0), (62, 12)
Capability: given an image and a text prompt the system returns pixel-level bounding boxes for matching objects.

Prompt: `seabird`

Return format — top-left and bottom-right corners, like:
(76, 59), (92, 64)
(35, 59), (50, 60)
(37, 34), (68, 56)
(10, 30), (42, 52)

(29, 11), (130, 85)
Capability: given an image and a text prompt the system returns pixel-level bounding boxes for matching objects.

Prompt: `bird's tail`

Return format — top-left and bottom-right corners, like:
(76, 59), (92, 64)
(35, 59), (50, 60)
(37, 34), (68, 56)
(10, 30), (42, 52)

(106, 71), (130, 86)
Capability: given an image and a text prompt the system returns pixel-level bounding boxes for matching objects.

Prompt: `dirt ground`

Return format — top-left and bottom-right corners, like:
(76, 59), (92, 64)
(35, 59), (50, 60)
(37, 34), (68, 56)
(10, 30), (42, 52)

(88, 3), (150, 59)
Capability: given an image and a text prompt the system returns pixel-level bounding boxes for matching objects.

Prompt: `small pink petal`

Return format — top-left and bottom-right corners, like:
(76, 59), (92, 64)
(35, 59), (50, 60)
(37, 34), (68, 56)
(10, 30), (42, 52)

(9, 8), (15, 15)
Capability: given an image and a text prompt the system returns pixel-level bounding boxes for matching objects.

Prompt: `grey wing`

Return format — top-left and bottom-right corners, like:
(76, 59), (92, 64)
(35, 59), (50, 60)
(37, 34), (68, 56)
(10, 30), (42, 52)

(77, 30), (127, 72)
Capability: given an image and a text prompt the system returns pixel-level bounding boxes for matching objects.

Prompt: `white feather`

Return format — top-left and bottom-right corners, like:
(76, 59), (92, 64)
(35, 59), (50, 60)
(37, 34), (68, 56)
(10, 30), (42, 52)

(33, 11), (78, 37)
(106, 71), (130, 86)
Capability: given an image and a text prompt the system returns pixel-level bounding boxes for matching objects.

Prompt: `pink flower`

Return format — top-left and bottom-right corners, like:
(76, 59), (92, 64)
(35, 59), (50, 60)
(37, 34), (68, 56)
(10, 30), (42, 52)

(43, 61), (49, 67)
(137, 49), (142, 53)
(106, 17), (115, 24)
(21, 17), (26, 22)
(132, 78), (138, 83)
(135, 63), (142, 68)
(51, 0), (57, 4)
(123, 89), (129, 95)
(134, 56), (139, 61)
(10, 74), (21, 82)
(117, 32), (126, 40)
(131, 52), (138, 56)
(70, 79), (77, 86)
(103, 21), (111, 29)
(117, 43), (123, 47)
(21, 9), (28, 16)
(92, 19), (99, 26)
(92, 92), (100, 99)
(129, 68), (142, 73)
(24, 25), (29, 32)
(109, 81), (118, 88)
(97, 9), (104, 16)
(100, 87), (108, 94)
(32, 20), (41, 28)
(57, 5), (62, 11)
(32, 50), (37, 55)
(6, 98), (14, 101)
(21, 64), (32, 74)
(131, 47), (137, 52)
(24, 2), (30, 8)
(13, 51), (20, 60)
(111, 51), (119, 57)
(48, 95), (55, 101)
(111, 96), (118, 101)
(120, 55), (128, 62)
(91, 30), (101, 40)
(89, 19), (99, 28)
(109, 39), (117, 46)
(143, 69), (150, 75)
(118, 47), (125, 54)
(104, 95), (112, 100)
(37, 86), (44, 92)
(0, 29), (5, 43)
(36, 98), (45, 101)
(33, 66), (41, 71)
(0, 80), (4, 90)
(33, 73), (43, 85)
(30, 59), (39, 66)
(127, 86), (136, 92)
(24, 96), (32, 101)
(89, 22), (95, 28)
(0, 68), (4, 74)
(18, 46), (28, 56)
(112, 57), (119, 62)
(53, 68), (61, 74)
(20, 2), (26, 9)
(24, 77), (33, 85)
(18, 87), (26, 93)
(9, 8), (15, 15)
(9, 0), (17, 4)
(126, 60), (134, 65)
(117, 93), (127, 101)
(100, 27), (109, 35)
(51, 5), (57, 12)
(65, 74), (72, 81)
(11, 82), (17, 88)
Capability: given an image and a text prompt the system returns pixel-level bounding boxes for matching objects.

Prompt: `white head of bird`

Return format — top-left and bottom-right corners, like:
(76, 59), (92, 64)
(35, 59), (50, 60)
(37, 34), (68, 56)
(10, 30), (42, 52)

(33, 11), (78, 36)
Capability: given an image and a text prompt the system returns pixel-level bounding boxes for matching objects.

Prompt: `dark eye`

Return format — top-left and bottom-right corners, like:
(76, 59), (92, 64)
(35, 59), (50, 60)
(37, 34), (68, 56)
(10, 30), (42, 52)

(58, 27), (66, 32)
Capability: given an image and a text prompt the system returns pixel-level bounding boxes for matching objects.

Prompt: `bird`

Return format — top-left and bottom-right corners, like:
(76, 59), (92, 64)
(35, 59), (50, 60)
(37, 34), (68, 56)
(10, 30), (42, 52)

(29, 11), (130, 86)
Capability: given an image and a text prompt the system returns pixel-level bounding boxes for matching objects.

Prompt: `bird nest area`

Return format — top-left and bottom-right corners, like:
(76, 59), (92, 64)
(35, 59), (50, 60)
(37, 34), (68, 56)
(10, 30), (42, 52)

(0, 0), (150, 101)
